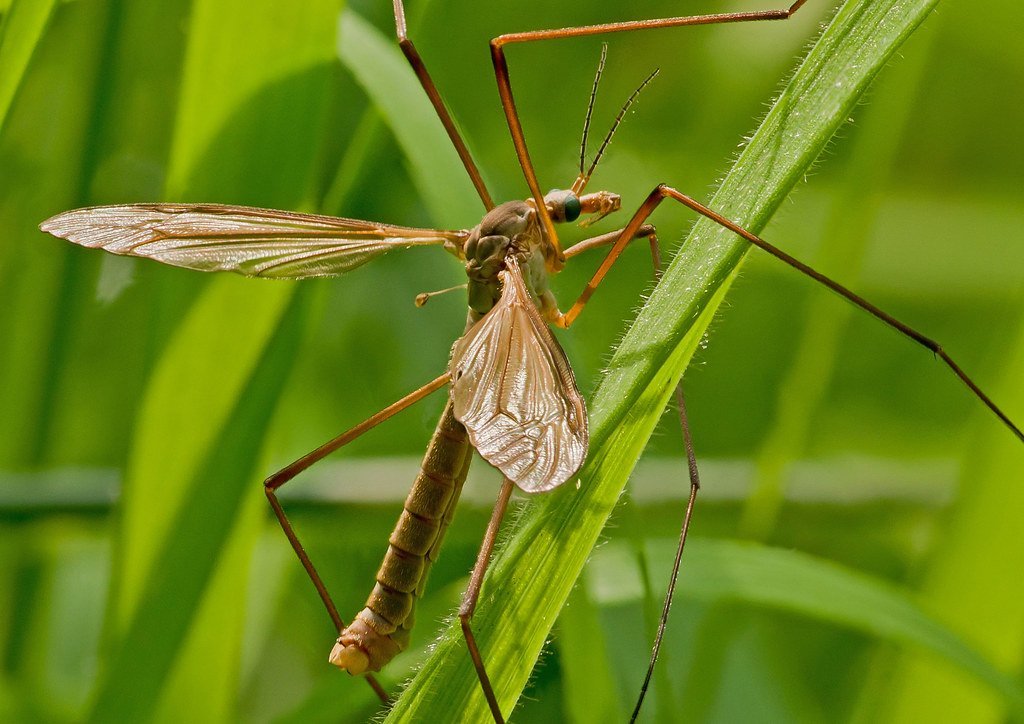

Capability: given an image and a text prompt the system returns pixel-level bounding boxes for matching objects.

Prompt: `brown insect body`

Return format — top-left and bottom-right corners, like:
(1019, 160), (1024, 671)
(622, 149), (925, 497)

(36, 175), (637, 694)
(331, 191), (588, 673)
(465, 199), (560, 319)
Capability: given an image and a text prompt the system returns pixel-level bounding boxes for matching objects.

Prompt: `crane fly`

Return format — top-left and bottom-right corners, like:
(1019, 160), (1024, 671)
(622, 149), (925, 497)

(37, 0), (1024, 721)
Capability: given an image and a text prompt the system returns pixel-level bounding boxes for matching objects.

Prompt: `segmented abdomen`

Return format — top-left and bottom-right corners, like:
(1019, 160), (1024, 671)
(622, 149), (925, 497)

(330, 399), (471, 673)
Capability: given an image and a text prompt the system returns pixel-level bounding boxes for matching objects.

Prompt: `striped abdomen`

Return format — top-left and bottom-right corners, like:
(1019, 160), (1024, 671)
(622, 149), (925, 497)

(329, 399), (472, 673)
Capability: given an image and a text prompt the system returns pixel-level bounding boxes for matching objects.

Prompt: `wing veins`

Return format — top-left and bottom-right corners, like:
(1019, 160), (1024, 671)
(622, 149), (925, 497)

(40, 204), (471, 279)
(450, 261), (588, 491)
(253, 238), (437, 276)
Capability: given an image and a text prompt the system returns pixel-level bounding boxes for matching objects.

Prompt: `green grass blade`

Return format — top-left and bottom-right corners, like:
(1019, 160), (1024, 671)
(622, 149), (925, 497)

(89, 1), (341, 721)
(387, 0), (940, 719)
(87, 284), (304, 724)
(0, 0), (112, 468)
(0, 0), (57, 134)
(337, 8), (482, 228)
(595, 538), (1024, 716)
(558, 573), (622, 723)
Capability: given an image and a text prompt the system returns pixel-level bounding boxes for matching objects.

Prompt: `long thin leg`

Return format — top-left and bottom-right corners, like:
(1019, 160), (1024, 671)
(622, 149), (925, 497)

(392, 0), (494, 209)
(630, 232), (703, 722)
(562, 223), (656, 259)
(489, 0), (810, 262)
(568, 184), (1024, 440)
(264, 373), (450, 704)
(459, 476), (516, 724)
(631, 387), (701, 723)
(561, 222), (704, 719)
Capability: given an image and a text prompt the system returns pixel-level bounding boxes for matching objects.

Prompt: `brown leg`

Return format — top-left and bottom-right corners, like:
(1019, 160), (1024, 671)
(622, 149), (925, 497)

(263, 373), (450, 704)
(629, 228), (703, 723)
(557, 220), (705, 720)
(458, 477), (516, 724)
(489, 0), (810, 262)
(629, 385), (701, 723)
(391, 0), (494, 209)
(561, 223), (656, 259)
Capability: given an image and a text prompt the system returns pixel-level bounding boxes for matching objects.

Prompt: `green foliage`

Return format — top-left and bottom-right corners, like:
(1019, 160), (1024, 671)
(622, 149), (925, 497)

(0, 0), (1022, 722)
(0, 0), (57, 134)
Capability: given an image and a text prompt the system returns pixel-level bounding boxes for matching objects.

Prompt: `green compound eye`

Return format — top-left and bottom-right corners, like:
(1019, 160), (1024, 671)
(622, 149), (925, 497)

(563, 193), (581, 222)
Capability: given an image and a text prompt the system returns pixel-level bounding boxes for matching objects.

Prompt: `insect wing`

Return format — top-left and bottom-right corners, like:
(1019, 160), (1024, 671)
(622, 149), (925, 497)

(39, 203), (468, 279)
(450, 262), (588, 492)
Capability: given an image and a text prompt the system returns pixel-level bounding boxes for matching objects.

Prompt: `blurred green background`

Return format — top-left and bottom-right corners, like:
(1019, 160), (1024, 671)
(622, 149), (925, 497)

(1, 0), (1022, 722)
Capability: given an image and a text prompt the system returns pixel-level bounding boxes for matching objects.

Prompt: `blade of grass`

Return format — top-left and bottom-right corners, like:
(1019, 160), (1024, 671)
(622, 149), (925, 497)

(91, 1), (341, 721)
(0, 0), (57, 134)
(112, 0), (340, 636)
(0, 0), (112, 467)
(590, 538), (1024, 716)
(387, 0), (941, 719)
(87, 285), (306, 723)
(337, 8), (483, 227)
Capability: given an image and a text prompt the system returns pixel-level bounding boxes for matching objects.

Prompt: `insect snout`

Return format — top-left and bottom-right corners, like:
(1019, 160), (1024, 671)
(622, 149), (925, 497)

(577, 190), (620, 227)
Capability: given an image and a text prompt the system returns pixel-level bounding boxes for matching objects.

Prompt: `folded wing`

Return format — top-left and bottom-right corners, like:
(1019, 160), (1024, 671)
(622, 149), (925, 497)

(40, 203), (467, 279)
(450, 261), (588, 492)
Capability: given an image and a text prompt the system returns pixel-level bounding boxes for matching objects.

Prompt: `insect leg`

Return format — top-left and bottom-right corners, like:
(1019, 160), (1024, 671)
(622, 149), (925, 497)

(263, 373), (451, 704)
(559, 218), (705, 718)
(629, 385), (701, 723)
(458, 477), (516, 724)
(489, 0), (810, 261)
(561, 223), (656, 259)
(391, 0), (493, 209)
(630, 231), (702, 723)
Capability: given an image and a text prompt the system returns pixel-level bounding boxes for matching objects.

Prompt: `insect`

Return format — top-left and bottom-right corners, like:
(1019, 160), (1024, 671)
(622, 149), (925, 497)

(34, 0), (1023, 722)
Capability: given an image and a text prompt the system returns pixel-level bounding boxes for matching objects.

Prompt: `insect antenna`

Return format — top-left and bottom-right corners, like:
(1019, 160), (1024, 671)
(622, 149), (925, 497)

(575, 66), (660, 195)
(577, 44), (608, 184)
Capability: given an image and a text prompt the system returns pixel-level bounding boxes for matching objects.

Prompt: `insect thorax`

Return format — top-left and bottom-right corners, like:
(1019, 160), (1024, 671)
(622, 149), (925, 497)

(464, 200), (555, 319)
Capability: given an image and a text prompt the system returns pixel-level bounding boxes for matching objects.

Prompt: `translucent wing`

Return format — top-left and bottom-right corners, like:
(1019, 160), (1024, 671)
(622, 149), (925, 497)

(450, 261), (588, 492)
(40, 203), (468, 279)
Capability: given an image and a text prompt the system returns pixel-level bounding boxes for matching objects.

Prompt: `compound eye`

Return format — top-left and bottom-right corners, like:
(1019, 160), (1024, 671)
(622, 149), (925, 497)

(563, 192), (581, 222)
